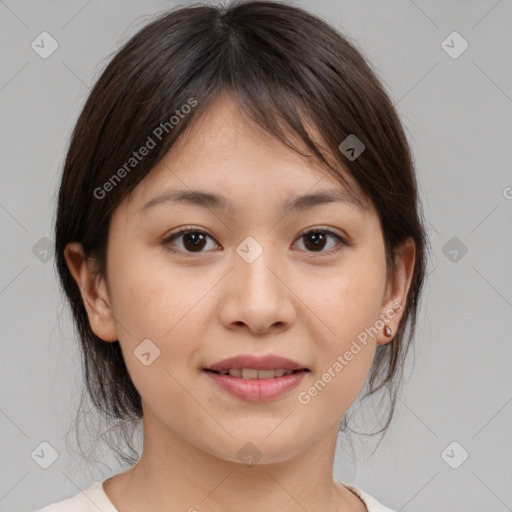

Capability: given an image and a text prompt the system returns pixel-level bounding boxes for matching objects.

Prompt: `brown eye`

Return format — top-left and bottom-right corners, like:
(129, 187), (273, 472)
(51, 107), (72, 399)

(162, 227), (348, 257)
(181, 232), (207, 252)
(163, 229), (219, 254)
(295, 229), (348, 255)
(303, 231), (328, 251)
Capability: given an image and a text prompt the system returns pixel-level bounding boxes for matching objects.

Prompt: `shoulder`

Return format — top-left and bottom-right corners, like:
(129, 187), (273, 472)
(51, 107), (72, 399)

(36, 481), (117, 512)
(339, 480), (396, 512)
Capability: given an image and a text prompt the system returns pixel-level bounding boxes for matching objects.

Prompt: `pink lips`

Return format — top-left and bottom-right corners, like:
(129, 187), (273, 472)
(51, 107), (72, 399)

(203, 354), (310, 402)
(204, 369), (308, 402)
(205, 354), (308, 372)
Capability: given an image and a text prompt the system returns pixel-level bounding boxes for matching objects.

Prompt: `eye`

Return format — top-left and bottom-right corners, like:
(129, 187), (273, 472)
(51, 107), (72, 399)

(162, 228), (219, 255)
(162, 226), (349, 256)
(293, 228), (348, 255)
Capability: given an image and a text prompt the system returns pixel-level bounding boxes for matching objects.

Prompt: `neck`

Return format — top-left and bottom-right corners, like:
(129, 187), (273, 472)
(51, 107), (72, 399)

(103, 412), (366, 511)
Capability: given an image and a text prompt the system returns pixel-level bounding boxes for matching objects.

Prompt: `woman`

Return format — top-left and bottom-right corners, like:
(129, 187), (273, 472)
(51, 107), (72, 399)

(39, 1), (429, 510)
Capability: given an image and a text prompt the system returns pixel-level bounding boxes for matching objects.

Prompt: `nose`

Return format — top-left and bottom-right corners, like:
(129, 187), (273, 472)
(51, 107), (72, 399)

(217, 244), (297, 335)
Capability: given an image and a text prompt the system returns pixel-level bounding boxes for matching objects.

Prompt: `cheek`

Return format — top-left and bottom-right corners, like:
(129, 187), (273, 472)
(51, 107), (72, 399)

(109, 264), (207, 421)
(108, 247), (215, 378)
(297, 258), (385, 346)
(108, 242), (197, 338)
(293, 259), (384, 407)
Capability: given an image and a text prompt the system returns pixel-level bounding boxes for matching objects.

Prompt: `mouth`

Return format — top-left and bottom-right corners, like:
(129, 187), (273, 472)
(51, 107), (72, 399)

(202, 354), (310, 401)
(202, 368), (310, 402)
(204, 354), (310, 375)
(203, 368), (309, 379)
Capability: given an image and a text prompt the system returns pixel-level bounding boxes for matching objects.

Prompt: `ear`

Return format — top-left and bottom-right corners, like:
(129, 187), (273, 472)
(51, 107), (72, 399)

(376, 237), (416, 346)
(64, 242), (119, 342)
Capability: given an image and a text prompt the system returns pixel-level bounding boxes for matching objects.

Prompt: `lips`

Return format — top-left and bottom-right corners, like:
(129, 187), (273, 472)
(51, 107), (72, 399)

(204, 367), (309, 402)
(204, 354), (309, 373)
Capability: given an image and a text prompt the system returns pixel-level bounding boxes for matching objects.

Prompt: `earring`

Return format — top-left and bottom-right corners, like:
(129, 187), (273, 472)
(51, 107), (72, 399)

(384, 326), (393, 337)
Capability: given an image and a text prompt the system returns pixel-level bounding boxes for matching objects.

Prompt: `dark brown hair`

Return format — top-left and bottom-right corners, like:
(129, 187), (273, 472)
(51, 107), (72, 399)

(54, 0), (430, 466)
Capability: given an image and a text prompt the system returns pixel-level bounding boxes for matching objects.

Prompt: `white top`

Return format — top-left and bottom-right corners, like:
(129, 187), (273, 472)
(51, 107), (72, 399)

(37, 479), (395, 512)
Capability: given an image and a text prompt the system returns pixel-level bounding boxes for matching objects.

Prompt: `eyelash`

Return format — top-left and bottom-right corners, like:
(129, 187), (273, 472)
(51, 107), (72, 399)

(162, 226), (349, 257)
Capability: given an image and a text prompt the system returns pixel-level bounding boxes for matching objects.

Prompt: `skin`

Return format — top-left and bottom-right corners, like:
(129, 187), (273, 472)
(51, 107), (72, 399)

(65, 93), (415, 512)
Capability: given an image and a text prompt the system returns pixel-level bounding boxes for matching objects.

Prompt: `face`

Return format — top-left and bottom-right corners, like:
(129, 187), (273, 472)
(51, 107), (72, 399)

(66, 94), (414, 465)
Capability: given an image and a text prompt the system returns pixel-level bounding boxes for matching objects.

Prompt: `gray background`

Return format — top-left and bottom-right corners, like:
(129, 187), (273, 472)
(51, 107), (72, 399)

(1, 0), (511, 511)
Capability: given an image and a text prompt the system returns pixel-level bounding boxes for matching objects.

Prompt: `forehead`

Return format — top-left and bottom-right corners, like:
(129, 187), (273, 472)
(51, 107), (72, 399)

(121, 94), (370, 216)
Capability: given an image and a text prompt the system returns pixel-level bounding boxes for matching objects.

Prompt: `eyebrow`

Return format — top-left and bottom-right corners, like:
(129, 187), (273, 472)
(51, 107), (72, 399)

(139, 187), (367, 215)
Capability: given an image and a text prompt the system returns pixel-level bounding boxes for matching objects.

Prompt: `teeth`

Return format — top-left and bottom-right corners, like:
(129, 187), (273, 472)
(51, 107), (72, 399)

(219, 368), (296, 379)
(241, 368), (259, 379)
(257, 369), (279, 379)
